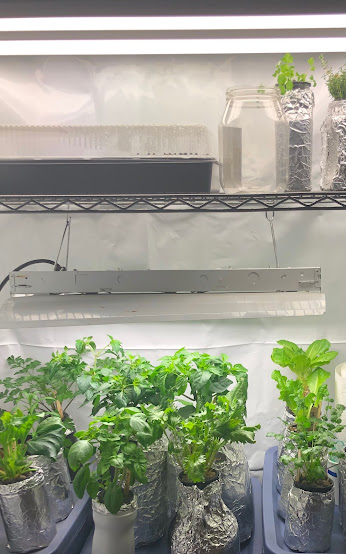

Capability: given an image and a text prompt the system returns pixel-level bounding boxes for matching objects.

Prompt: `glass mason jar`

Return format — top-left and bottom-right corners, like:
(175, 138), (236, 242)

(321, 100), (346, 190)
(219, 87), (289, 193)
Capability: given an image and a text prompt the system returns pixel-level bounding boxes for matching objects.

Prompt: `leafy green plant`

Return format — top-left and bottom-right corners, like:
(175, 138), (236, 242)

(271, 339), (337, 394)
(320, 54), (346, 100)
(0, 410), (65, 483)
(75, 336), (159, 415)
(151, 347), (248, 412)
(273, 53), (316, 94)
(165, 378), (260, 484)
(278, 394), (345, 486)
(0, 349), (86, 427)
(68, 404), (163, 514)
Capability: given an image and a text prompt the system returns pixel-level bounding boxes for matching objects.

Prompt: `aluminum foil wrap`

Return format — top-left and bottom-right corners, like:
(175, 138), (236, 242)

(284, 483), (334, 552)
(277, 427), (296, 494)
(132, 437), (168, 547)
(339, 456), (346, 533)
(281, 84), (314, 192)
(321, 100), (346, 190)
(167, 453), (180, 521)
(278, 463), (294, 520)
(170, 477), (240, 554)
(48, 450), (74, 521)
(216, 443), (253, 543)
(0, 469), (56, 553)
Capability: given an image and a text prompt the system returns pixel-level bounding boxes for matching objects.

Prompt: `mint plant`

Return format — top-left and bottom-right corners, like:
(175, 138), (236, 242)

(320, 54), (346, 100)
(68, 405), (163, 514)
(1, 349), (86, 429)
(273, 53), (316, 94)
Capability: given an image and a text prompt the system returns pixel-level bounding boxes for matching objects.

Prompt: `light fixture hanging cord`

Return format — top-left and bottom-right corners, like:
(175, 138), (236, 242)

(266, 211), (279, 268)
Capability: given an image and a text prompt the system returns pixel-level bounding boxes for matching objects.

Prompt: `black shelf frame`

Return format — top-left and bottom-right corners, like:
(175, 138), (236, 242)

(1, 192), (346, 214)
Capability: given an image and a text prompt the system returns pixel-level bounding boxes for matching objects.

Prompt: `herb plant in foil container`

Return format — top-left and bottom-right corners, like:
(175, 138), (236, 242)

(320, 55), (346, 191)
(279, 388), (345, 552)
(0, 410), (66, 552)
(74, 335), (168, 547)
(68, 404), (163, 554)
(273, 53), (316, 192)
(164, 380), (260, 554)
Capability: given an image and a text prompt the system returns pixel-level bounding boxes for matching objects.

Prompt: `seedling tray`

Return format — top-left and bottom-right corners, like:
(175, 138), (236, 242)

(80, 477), (263, 554)
(263, 446), (345, 554)
(0, 492), (92, 554)
(0, 158), (215, 194)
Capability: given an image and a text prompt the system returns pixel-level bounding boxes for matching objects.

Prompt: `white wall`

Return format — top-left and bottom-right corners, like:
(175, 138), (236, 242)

(0, 52), (345, 469)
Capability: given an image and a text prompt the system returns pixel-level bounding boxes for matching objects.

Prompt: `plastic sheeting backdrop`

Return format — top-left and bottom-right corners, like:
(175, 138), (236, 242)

(0, 53), (345, 470)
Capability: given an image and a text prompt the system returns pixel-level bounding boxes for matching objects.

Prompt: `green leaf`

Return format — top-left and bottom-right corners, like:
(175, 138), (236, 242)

(76, 374), (93, 394)
(271, 348), (291, 367)
(178, 404), (195, 419)
(310, 352), (338, 368)
(286, 80), (293, 91)
(306, 367), (330, 396)
(290, 354), (310, 378)
(129, 414), (151, 434)
(68, 440), (94, 471)
(86, 475), (99, 499)
(277, 340), (300, 353)
(306, 339), (331, 361)
(104, 482), (123, 514)
(73, 465), (90, 499)
(27, 434), (63, 459)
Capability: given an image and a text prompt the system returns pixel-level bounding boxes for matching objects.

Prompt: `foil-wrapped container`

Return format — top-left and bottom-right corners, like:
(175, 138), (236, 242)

(48, 450), (74, 521)
(277, 427), (296, 493)
(216, 443), (253, 542)
(170, 476), (240, 554)
(133, 437), (168, 547)
(284, 483), (334, 552)
(0, 468), (57, 553)
(278, 463), (294, 520)
(339, 456), (346, 533)
(92, 497), (137, 554)
(281, 83), (314, 192)
(321, 100), (346, 190)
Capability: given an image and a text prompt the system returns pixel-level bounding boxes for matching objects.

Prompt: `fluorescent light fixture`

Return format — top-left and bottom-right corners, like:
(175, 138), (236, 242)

(0, 15), (345, 32)
(0, 292), (326, 328)
(0, 37), (345, 55)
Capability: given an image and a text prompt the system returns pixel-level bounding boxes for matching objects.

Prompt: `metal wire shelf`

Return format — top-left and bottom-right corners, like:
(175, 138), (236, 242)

(1, 192), (346, 214)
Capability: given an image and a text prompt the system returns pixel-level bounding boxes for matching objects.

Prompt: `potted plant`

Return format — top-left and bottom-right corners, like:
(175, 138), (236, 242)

(0, 410), (62, 552)
(74, 335), (167, 546)
(273, 53), (316, 191)
(164, 391), (259, 554)
(320, 54), (346, 191)
(280, 393), (345, 552)
(68, 404), (163, 554)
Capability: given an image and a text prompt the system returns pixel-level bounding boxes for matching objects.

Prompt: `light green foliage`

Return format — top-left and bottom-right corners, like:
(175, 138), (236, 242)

(75, 336), (160, 415)
(320, 54), (346, 100)
(0, 410), (65, 482)
(68, 405), (164, 514)
(271, 338), (336, 391)
(1, 349), (86, 426)
(281, 393), (346, 485)
(165, 380), (260, 483)
(273, 53), (316, 94)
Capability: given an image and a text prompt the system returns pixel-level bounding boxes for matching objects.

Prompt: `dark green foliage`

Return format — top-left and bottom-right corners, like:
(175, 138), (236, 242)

(320, 54), (346, 100)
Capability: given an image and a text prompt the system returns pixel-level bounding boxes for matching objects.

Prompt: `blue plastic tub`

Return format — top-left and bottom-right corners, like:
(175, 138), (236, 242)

(0, 492), (92, 554)
(80, 477), (263, 554)
(263, 446), (345, 554)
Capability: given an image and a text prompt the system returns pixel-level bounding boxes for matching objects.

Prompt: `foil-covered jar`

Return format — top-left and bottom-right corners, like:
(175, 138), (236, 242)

(278, 463), (294, 520)
(28, 450), (74, 522)
(133, 437), (168, 547)
(284, 482), (334, 552)
(280, 82), (314, 191)
(216, 443), (253, 542)
(277, 425), (296, 493)
(170, 475), (240, 554)
(321, 100), (346, 190)
(0, 468), (57, 553)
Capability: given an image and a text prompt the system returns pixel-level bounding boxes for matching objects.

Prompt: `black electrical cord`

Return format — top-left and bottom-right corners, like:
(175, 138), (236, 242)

(0, 259), (65, 293)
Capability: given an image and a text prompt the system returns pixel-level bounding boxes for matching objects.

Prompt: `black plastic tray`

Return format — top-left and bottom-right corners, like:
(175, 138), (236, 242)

(0, 492), (92, 554)
(0, 158), (215, 194)
(263, 446), (345, 554)
(80, 477), (263, 554)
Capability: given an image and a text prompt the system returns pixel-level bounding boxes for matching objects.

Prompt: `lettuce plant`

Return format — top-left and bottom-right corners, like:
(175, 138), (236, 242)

(68, 404), (163, 514)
